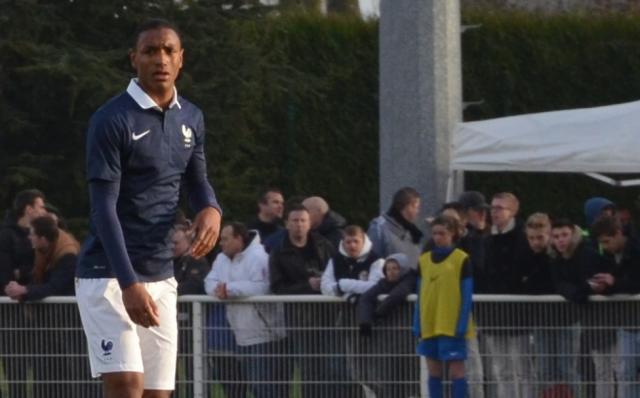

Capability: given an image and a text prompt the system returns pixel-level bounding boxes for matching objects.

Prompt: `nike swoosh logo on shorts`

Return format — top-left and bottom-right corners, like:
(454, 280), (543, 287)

(132, 129), (151, 140)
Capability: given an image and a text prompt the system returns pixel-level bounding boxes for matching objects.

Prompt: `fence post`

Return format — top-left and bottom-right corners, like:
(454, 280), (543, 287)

(192, 300), (204, 398)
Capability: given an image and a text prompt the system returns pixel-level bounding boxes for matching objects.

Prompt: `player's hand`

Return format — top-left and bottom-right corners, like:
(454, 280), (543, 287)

(189, 207), (221, 259)
(122, 283), (160, 328)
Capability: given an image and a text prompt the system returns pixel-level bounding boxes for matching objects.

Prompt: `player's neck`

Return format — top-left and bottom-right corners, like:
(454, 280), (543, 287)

(139, 82), (175, 110)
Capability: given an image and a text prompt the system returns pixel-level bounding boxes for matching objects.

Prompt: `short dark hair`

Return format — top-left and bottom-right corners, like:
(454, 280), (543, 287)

(389, 187), (420, 213)
(258, 187), (283, 204)
(344, 225), (365, 237)
(31, 216), (59, 243)
(13, 189), (45, 218)
(552, 218), (574, 230)
(591, 216), (622, 239)
(284, 203), (308, 221)
(224, 222), (251, 248)
(430, 214), (460, 239)
(132, 19), (182, 49)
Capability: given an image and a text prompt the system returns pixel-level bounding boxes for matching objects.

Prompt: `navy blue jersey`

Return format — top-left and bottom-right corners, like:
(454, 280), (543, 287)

(77, 80), (219, 284)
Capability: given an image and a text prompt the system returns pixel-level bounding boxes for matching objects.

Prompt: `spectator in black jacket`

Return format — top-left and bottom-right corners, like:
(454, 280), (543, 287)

(302, 196), (346, 251)
(548, 219), (604, 397)
(4, 215), (81, 397)
(482, 192), (535, 398)
(0, 189), (47, 292)
(591, 216), (640, 398)
(521, 212), (554, 295)
(171, 223), (212, 397)
(269, 204), (349, 397)
(172, 224), (210, 295)
(246, 188), (285, 242)
(0, 189), (47, 398)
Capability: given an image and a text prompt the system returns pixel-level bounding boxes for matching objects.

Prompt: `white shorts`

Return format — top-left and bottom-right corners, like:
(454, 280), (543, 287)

(76, 277), (178, 390)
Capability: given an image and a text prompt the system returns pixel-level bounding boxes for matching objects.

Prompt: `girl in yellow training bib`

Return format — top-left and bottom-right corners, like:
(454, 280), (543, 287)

(414, 215), (474, 398)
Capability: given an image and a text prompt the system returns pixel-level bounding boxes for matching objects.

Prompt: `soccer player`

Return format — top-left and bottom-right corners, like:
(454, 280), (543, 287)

(415, 215), (474, 398)
(75, 19), (222, 398)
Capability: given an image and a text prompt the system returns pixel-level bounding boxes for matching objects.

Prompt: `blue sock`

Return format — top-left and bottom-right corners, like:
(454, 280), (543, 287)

(452, 377), (468, 398)
(428, 376), (443, 398)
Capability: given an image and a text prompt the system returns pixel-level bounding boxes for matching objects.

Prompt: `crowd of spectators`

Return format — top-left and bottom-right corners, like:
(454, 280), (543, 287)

(2, 186), (640, 397)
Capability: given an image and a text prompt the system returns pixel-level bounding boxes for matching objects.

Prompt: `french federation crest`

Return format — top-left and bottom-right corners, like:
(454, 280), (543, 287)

(181, 125), (193, 148)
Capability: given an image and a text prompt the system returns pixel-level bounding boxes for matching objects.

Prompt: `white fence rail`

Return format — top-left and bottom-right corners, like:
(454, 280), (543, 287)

(1, 295), (640, 398)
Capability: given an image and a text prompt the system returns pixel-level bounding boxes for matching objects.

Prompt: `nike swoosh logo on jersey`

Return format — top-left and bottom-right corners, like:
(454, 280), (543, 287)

(132, 129), (151, 140)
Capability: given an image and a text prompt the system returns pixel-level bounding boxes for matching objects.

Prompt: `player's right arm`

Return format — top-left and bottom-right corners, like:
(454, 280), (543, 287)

(86, 112), (158, 328)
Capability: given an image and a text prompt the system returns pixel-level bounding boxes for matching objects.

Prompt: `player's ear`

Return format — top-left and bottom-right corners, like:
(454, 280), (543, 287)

(129, 49), (137, 71)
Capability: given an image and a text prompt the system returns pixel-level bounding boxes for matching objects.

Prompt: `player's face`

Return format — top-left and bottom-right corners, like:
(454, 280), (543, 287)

(551, 227), (573, 255)
(130, 28), (183, 98)
(343, 234), (364, 258)
(431, 224), (454, 248)
(526, 229), (550, 253)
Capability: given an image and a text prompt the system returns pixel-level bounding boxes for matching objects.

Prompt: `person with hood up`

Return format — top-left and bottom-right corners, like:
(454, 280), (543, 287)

(321, 225), (384, 297)
(584, 197), (615, 229)
(302, 196), (347, 251)
(356, 252), (419, 397)
(205, 222), (286, 398)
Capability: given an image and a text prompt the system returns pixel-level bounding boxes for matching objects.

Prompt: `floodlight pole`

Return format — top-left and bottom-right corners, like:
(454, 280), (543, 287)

(379, 0), (462, 219)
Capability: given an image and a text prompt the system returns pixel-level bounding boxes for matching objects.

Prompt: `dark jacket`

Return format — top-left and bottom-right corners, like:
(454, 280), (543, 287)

(601, 237), (640, 295)
(246, 217), (284, 242)
(0, 213), (34, 291)
(174, 255), (210, 295)
(23, 253), (76, 301)
(315, 210), (346, 251)
(549, 228), (603, 304)
(518, 246), (554, 294)
(465, 225), (489, 293)
(269, 232), (335, 294)
(356, 253), (417, 326)
(482, 219), (528, 294)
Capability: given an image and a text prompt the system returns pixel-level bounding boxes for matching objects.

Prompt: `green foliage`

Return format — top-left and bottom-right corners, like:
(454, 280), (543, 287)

(3, 5), (640, 237)
(0, 2), (378, 234)
(461, 11), (640, 222)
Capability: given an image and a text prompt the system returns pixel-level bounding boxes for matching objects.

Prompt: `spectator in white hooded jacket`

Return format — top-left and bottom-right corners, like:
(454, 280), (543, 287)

(321, 225), (385, 297)
(205, 222), (287, 398)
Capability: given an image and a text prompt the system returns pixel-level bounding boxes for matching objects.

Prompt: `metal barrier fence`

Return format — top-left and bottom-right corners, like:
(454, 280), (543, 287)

(2, 295), (640, 398)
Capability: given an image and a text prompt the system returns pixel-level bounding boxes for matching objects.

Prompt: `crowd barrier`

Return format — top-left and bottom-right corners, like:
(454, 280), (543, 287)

(1, 294), (640, 398)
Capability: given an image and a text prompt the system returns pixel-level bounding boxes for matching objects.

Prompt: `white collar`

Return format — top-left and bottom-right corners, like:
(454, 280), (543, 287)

(491, 218), (516, 235)
(126, 78), (181, 111)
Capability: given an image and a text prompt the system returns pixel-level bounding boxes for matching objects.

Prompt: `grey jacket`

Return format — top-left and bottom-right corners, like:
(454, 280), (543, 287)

(367, 214), (421, 269)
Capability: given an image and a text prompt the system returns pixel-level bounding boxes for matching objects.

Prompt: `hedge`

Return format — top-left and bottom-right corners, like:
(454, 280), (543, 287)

(2, 5), (640, 236)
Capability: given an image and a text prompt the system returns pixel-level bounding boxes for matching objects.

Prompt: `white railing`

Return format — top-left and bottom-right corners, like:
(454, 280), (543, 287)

(1, 294), (640, 398)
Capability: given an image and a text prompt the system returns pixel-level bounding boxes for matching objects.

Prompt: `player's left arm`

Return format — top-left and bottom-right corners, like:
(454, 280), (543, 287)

(184, 111), (222, 259)
(455, 257), (473, 337)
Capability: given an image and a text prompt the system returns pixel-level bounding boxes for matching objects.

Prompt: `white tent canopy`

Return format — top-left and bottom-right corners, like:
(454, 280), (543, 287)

(451, 100), (640, 177)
